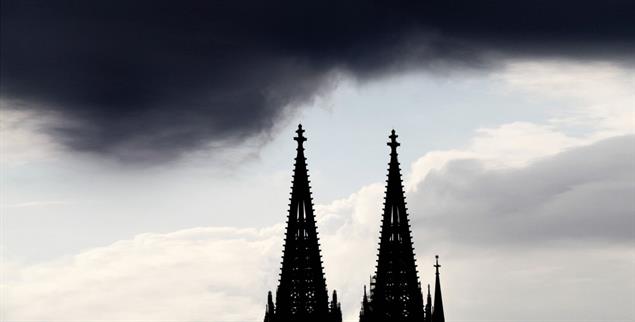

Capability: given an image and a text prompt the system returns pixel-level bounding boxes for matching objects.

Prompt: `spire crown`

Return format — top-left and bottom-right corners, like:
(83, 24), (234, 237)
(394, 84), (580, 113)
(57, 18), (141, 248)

(435, 255), (441, 275)
(387, 129), (400, 154)
(294, 124), (307, 148)
(432, 254), (445, 322)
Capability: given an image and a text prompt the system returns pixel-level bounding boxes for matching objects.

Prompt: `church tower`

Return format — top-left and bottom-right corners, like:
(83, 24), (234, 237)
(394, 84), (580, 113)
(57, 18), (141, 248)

(359, 129), (425, 322)
(263, 124), (342, 322)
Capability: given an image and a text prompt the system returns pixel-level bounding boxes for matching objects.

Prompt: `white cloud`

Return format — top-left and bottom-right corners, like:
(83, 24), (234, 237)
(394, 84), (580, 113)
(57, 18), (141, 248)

(498, 60), (634, 137)
(406, 122), (584, 191)
(4, 226), (283, 321)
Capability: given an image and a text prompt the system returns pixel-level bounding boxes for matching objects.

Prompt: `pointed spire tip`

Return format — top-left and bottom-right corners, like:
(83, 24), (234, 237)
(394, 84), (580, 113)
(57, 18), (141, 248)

(388, 129), (400, 151)
(294, 123), (307, 147)
(435, 255), (441, 274)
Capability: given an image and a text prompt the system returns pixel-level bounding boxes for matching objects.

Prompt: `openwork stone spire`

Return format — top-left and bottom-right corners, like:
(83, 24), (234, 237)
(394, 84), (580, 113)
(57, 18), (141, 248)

(264, 124), (341, 322)
(360, 130), (425, 322)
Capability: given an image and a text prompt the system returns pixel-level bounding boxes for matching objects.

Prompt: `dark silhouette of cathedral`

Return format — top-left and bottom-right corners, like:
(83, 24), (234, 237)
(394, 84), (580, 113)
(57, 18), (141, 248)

(264, 125), (445, 322)
(263, 125), (342, 322)
(359, 130), (445, 322)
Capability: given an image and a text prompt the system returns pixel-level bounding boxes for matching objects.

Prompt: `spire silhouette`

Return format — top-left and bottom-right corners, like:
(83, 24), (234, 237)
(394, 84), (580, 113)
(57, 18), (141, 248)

(360, 285), (371, 322)
(264, 124), (342, 322)
(359, 129), (425, 322)
(330, 290), (343, 322)
(425, 284), (432, 321)
(432, 255), (445, 322)
(264, 291), (275, 322)
(262, 127), (447, 322)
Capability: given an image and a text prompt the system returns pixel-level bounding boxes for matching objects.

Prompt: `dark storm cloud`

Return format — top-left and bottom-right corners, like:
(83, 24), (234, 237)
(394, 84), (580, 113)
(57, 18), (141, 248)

(1, 0), (633, 161)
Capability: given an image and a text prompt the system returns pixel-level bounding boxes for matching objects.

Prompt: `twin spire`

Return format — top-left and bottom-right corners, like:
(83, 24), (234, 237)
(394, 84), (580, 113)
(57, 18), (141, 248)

(264, 124), (341, 322)
(264, 125), (445, 322)
(360, 128), (424, 321)
(359, 128), (445, 322)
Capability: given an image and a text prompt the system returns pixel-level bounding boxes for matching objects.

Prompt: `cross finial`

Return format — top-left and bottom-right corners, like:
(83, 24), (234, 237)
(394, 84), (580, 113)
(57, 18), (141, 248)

(387, 129), (400, 153)
(294, 124), (307, 148)
(434, 255), (441, 274)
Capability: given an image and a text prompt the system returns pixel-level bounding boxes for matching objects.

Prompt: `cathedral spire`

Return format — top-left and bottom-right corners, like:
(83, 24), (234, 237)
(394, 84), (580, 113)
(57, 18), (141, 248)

(330, 290), (343, 322)
(264, 124), (341, 322)
(425, 284), (432, 322)
(264, 291), (274, 322)
(360, 285), (371, 322)
(360, 129), (425, 322)
(432, 255), (445, 322)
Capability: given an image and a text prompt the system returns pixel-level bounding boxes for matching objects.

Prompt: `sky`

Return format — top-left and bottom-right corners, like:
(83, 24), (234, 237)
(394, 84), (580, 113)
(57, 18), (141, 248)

(1, 1), (634, 321)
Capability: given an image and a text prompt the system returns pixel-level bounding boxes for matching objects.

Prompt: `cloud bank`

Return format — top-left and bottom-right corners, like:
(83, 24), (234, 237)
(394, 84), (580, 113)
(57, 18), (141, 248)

(4, 227), (281, 320)
(2, 0), (634, 161)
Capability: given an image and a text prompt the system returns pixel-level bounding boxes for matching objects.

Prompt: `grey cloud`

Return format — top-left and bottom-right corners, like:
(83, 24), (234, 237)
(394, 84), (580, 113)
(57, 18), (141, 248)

(409, 135), (635, 246)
